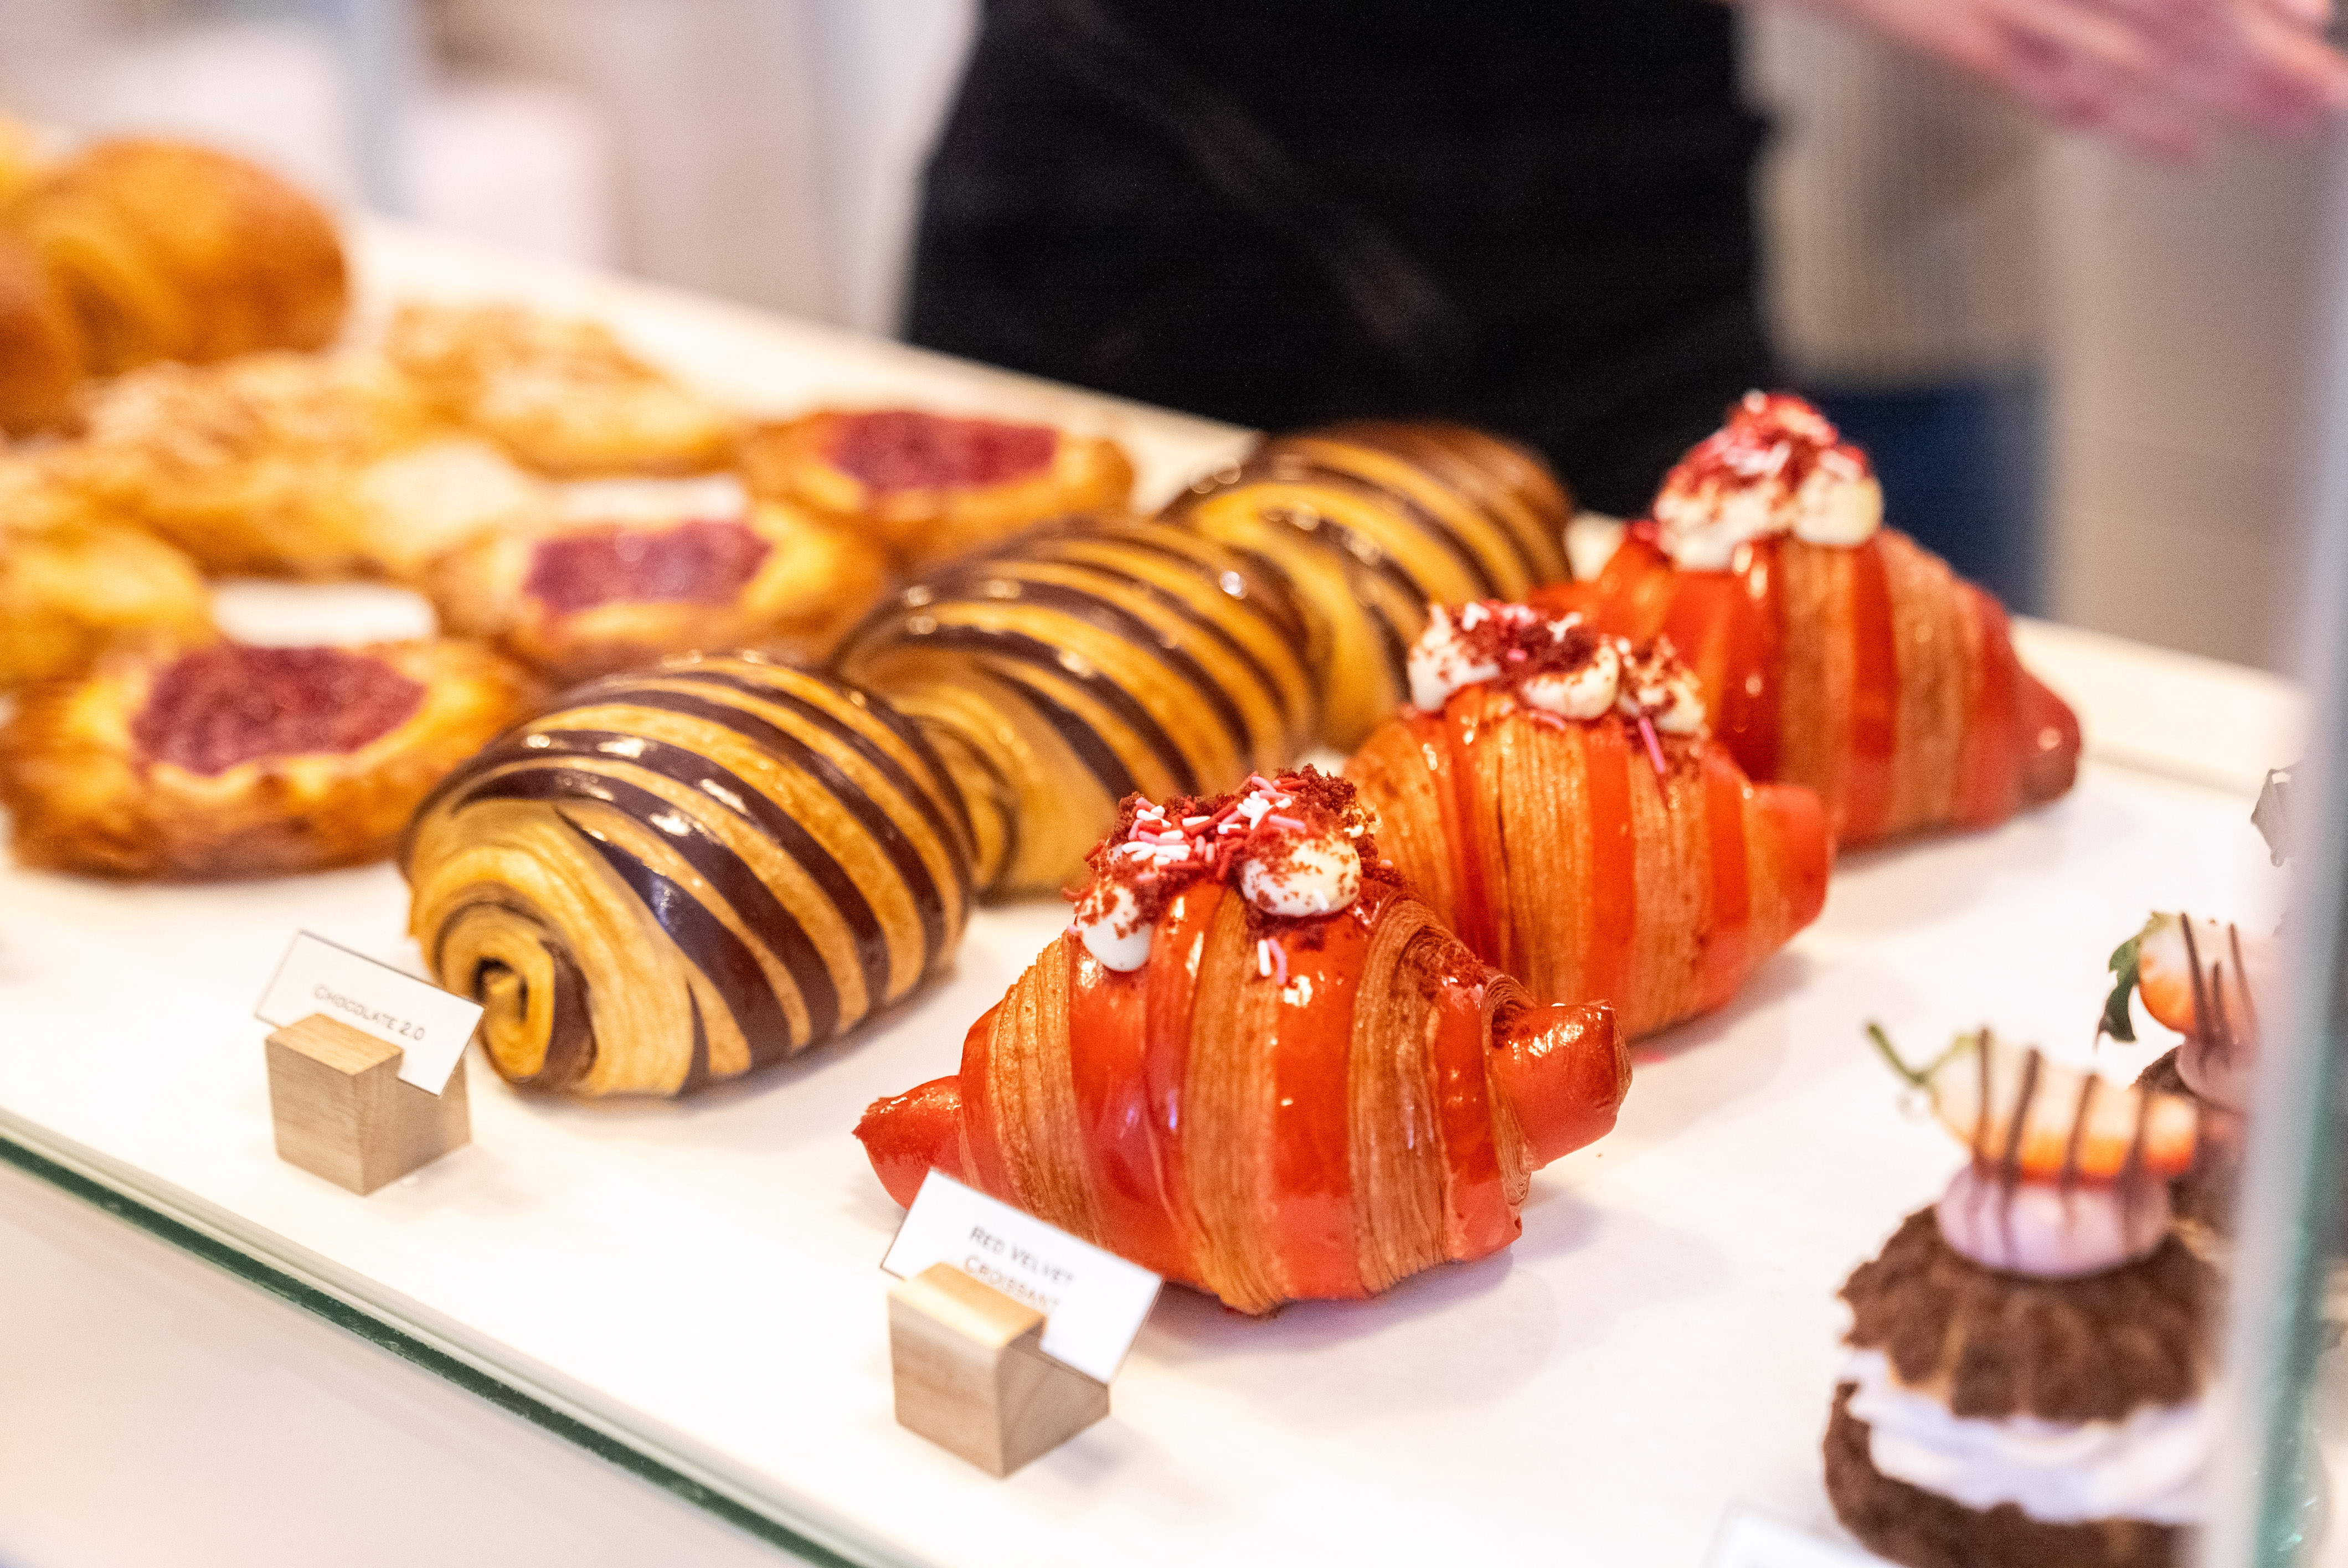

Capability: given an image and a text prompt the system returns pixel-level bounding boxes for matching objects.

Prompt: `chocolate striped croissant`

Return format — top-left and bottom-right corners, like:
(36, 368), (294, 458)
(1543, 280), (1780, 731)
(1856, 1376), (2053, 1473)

(403, 653), (973, 1095)
(855, 770), (1630, 1314)
(831, 518), (1316, 897)
(1348, 603), (1830, 1039)
(1164, 422), (1571, 749)
(1539, 394), (2079, 845)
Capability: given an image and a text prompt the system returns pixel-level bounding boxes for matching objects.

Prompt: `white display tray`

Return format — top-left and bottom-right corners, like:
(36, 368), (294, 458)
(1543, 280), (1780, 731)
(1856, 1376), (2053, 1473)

(0, 223), (2318, 1566)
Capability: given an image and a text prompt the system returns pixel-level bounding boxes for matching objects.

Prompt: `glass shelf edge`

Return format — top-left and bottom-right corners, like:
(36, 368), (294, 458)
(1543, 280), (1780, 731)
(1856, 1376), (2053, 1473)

(0, 1106), (923, 1568)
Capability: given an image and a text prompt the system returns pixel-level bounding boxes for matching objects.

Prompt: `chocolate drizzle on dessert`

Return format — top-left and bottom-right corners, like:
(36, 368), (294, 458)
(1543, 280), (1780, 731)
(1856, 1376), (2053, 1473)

(135, 644), (425, 775)
(826, 410), (1058, 493)
(524, 518), (773, 614)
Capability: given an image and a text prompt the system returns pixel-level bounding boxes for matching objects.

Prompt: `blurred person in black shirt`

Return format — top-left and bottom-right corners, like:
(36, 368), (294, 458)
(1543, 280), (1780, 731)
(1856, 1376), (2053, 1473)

(908, 0), (2347, 517)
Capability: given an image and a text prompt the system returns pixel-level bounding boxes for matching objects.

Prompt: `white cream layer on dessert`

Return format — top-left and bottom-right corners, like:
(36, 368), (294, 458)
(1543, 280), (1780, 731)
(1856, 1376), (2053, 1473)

(1845, 1347), (2210, 1525)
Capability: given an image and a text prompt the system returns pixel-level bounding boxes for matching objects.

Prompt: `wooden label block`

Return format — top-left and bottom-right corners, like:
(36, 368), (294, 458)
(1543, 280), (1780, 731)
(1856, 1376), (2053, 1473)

(888, 1262), (1109, 1477)
(265, 1013), (471, 1195)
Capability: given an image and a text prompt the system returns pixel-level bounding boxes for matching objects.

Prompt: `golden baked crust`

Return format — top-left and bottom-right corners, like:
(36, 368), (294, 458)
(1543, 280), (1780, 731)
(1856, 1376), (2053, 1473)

(9, 138), (346, 375)
(1824, 1385), (2181, 1568)
(1, 638), (537, 880)
(64, 351), (547, 580)
(740, 408), (1135, 569)
(428, 494), (889, 683)
(0, 229), (82, 435)
(832, 517), (1316, 895)
(0, 456), (213, 688)
(384, 301), (738, 478)
(1166, 422), (1573, 749)
(404, 655), (974, 1095)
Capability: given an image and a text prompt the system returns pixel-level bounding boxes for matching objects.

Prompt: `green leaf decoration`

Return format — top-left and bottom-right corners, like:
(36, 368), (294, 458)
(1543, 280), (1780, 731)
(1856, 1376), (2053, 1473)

(2099, 931), (2142, 1044)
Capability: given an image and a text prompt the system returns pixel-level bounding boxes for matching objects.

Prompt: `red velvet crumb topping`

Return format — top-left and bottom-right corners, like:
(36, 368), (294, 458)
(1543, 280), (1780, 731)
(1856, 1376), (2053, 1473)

(524, 518), (773, 615)
(827, 410), (1058, 493)
(135, 645), (426, 775)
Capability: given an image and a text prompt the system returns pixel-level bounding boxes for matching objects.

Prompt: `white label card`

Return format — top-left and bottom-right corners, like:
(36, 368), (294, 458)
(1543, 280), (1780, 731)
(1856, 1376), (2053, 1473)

(881, 1170), (1161, 1384)
(1709, 1511), (1894, 1568)
(255, 931), (482, 1095)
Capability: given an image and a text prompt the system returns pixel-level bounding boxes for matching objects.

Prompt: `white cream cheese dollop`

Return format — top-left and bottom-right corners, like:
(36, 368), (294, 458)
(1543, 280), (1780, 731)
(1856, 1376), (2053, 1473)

(1652, 392), (1883, 570)
(1070, 876), (1152, 972)
(1406, 602), (1505, 712)
(1520, 638), (1619, 720)
(1240, 833), (1361, 917)
(1934, 1166), (2172, 1279)
(1617, 642), (1705, 734)
(1844, 1348), (2210, 1525)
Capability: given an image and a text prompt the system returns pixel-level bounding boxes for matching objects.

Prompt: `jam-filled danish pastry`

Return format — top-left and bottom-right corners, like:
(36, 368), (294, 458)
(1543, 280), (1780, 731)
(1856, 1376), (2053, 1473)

(0, 638), (535, 879)
(740, 406), (1135, 569)
(426, 474), (889, 683)
(384, 301), (739, 478)
(403, 654), (975, 1096)
(0, 455), (214, 690)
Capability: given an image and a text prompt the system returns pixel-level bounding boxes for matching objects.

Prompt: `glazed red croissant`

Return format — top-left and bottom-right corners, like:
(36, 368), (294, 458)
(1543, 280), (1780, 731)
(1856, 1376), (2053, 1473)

(856, 770), (1630, 1314)
(1348, 603), (1830, 1038)
(1537, 394), (2079, 846)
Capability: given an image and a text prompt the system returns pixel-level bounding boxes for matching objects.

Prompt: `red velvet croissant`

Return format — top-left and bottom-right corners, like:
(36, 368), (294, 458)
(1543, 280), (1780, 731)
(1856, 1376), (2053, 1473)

(1536, 393), (2079, 846)
(856, 769), (1630, 1314)
(1347, 602), (1830, 1038)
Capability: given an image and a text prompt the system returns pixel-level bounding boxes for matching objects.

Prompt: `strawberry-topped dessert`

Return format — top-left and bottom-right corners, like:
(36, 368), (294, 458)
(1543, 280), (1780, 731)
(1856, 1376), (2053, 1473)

(1827, 1028), (2215, 1568)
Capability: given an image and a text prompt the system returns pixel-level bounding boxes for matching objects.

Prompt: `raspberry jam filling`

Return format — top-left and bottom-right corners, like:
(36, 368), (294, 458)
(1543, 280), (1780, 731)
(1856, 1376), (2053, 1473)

(827, 410), (1058, 492)
(135, 645), (426, 775)
(524, 518), (773, 615)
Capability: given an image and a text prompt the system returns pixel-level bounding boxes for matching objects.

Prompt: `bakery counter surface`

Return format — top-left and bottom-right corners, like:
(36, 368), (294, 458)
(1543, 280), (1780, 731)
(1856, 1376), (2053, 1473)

(0, 224), (2314, 1566)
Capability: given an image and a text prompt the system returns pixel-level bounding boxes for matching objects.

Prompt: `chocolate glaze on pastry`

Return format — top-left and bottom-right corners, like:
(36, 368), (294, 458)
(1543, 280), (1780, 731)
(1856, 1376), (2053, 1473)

(1825, 1385), (2182, 1568)
(1, 638), (534, 879)
(1163, 422), (1571, 749)
(403, 653), (974, 1096)
(833, 517), (1315, 895)
(1842, 1208), (2216, 1425)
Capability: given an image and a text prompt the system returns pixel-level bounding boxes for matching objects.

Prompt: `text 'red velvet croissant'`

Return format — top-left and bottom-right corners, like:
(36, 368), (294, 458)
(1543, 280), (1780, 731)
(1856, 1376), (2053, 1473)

(1537, 393), (2079, 846)
(1348, 602), (1830, 1039)
(856, 770), (1630, 1314)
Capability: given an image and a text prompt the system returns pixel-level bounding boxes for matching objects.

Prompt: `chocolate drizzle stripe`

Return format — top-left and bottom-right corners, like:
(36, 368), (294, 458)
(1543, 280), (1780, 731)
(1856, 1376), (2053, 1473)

(1269, 452), (1512, 595)
(842, 680), (977, 863)
(885, 621), (1199, 793)
(560, 806), (807, 1067)
(995, 528), (1315, 663)
(920, 579), (1259, 761)
(2229, 922), (2261, 1041)
(569, 689), (951, 972)
(1013, 679), (1140, 802)
(682, 989), (713, 1095)
(648, 668), (972, 892)
(1169, 473), (1436, 610)
(503, 772), (836, 1047)
(514, 729), (890, 1015)
(1180, 452), (1496, 599)
(968, 551), (1299, 715)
